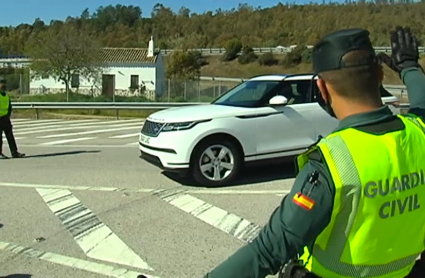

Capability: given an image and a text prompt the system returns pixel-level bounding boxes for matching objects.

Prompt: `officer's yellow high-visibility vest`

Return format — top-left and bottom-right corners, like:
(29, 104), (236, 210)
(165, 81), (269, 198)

(296, 114), (425, 278)
(0, 93), (9, 117)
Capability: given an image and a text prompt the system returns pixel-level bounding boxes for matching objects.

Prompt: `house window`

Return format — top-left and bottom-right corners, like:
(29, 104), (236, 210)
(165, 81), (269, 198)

(130, 75), (139, 89)
(71, 74), (80, 88)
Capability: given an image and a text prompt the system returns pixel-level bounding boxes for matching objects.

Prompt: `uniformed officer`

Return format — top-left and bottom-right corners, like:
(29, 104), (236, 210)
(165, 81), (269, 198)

(0, 78), (25, 159)
(203, 26), (425, 278)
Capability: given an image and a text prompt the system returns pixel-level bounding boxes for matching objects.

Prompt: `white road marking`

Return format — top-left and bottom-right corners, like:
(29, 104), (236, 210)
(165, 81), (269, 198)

(184, 189), (291, 195)
(0, 241), (160, 278)
(12, 119), (98, 126)
(14, 121), (142, 135)
(40, 137), (97, 145)
(2, 137), (25, 141)
(15, 120), (142, 132)
(10, 118), (31, 122)
(15, 119), (144, 131)
(12, 119), (63, 125)
(0, 182), (291, 195)
(12, 120), (105, 130)
(3, 143), (136, 148)
(110, 133), (140, 139)
(154, 190), (262, 242)
(36, 188), (154, 271)
(37, 126), (143, 138)
(126, 141), (139, 145)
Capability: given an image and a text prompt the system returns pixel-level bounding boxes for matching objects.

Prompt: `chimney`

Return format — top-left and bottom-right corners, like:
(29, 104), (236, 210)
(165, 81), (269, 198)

(147, 36), (154, 57)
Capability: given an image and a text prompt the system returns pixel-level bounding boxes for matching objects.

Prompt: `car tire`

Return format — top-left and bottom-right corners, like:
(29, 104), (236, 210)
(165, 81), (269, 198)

(191, 138), (243, 187)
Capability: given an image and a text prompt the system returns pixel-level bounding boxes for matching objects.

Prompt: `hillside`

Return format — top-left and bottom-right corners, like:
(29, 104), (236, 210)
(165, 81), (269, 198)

(2, 2), (424, 97)
(164, 54), (424, 85)
(2, 3), (425, 56)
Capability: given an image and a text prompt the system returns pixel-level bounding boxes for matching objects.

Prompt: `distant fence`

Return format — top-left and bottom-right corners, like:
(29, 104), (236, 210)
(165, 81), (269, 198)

(6, 77), (241, 103)
(1, 46), (424, 64)
(9, 75), (408, 103)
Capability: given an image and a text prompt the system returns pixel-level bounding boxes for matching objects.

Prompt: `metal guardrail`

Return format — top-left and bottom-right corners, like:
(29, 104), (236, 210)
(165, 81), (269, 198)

(11, 102), (205, 109)
(11, 101), (410, 119)
(11, 101), (207, 119)
(159, 46), (424, 55)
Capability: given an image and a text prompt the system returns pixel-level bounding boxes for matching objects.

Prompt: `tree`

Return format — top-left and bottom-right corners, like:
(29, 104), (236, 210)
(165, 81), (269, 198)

(165, 50), (204, 101)
(24, 21), (103, 98)
(166, 50), (202, 79)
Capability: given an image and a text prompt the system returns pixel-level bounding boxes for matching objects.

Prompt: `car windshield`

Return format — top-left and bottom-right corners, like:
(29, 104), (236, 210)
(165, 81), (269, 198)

(212, 80), (281, 107)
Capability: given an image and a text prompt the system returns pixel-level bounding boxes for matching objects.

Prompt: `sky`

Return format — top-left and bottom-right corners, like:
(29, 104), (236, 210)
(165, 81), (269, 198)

(0, 0), (318, 27)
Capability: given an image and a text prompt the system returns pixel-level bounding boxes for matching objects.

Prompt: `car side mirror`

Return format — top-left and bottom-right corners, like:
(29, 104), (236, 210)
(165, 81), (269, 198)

(269, 95), (288, 106)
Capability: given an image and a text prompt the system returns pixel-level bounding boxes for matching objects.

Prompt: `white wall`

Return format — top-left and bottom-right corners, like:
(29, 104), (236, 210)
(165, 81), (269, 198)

(29, 65), (157, 92)
(155, 54), (166, 97)
(110, 66), (156, 91)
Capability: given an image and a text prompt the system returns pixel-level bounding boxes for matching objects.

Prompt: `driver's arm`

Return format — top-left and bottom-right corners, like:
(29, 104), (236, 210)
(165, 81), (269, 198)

(203, 157), (335, 278)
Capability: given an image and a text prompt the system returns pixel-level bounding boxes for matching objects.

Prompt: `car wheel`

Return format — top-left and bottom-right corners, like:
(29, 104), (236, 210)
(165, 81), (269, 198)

(191, 139), (243, 187)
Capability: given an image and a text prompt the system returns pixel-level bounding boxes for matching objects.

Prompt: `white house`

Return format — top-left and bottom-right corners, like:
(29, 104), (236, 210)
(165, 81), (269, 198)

(29, 36), (166, 99)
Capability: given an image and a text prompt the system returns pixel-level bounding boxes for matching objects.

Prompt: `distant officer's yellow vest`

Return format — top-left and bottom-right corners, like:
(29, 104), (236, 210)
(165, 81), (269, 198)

(0, 93), (9, 117)
(296, 114), (425, 278)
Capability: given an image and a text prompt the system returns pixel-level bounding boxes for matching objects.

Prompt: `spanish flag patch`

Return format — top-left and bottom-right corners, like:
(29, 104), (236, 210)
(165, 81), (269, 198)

(293, 192), (315, 210)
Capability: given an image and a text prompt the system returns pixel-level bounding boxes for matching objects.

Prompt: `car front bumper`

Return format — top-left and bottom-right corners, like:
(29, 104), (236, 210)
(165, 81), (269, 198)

(138, 132), (191, 171)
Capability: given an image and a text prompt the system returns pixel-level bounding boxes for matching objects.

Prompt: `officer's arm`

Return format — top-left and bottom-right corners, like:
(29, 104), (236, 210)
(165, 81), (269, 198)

(7, 98), (12, 117)
(203, 159), (335, 278)
(402, 67), (425, 119)
(400, 68), (425, 267)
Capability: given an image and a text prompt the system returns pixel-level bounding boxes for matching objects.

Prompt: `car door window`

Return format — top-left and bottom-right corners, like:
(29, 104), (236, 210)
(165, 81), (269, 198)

(313, 83), (393, 105)
(273, 80), (312, 105)
(214, 81), (282, 108)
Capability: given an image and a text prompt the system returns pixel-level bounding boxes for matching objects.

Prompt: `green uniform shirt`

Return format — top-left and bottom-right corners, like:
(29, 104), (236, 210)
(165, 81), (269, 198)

(0, 91), (12, 118)
(203, 67), (425, 278)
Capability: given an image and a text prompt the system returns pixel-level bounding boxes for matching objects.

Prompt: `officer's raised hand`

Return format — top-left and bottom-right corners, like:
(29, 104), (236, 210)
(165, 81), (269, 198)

(377, 26), (422, 75)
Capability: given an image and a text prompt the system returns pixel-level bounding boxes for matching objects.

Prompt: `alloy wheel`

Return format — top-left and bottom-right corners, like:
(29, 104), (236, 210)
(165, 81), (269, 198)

(198, 144), (234, 181)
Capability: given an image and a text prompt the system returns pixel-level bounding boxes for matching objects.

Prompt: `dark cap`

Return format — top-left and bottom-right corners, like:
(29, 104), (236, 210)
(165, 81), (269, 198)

(312, 28), (376, 74)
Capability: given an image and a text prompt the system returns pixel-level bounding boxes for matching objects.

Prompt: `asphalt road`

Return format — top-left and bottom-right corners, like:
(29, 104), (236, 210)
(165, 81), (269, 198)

(0, 118), (297, 278)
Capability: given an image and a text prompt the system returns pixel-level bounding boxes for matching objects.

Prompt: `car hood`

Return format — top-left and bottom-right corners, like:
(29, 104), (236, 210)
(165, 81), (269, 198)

(147, 104), (251, 123)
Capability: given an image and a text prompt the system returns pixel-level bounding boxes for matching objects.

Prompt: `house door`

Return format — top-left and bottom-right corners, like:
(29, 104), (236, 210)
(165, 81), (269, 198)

(102, 74), (115, 97)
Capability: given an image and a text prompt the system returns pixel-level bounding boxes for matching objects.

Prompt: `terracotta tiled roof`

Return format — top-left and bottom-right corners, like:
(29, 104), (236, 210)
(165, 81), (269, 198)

(95, 47), (158, 64)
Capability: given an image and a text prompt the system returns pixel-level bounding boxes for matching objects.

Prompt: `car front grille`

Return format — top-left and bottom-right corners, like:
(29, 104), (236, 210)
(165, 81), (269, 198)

(141, 120), (165, 137)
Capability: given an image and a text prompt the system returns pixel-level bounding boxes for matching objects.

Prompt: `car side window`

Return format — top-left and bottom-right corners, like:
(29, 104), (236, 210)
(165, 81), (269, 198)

(227, 82), (278, 102)
(275, 80), (312, 105)
(313, 83), (393, 102)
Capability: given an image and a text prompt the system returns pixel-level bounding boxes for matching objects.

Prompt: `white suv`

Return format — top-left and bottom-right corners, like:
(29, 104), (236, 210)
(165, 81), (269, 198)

(139, 73), (400, 187)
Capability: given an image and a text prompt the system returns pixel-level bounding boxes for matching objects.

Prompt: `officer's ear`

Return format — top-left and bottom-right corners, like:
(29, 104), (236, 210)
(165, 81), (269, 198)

(316, 78), (330, 102)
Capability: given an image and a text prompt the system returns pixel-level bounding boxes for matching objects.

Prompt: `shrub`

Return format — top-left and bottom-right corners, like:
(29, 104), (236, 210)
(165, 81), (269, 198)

(222, 39), (243, 61)
(280, 45), (312, 67)
(257, 52), (278, 66)
(237, 46), (258, 64)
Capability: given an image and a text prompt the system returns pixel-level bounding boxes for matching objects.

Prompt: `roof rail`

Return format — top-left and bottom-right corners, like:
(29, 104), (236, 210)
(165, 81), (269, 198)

(249, 73), (287, 79)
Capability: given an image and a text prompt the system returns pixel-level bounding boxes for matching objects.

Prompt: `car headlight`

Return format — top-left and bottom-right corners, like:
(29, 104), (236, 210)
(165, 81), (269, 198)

(162, 121), (196, 132)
